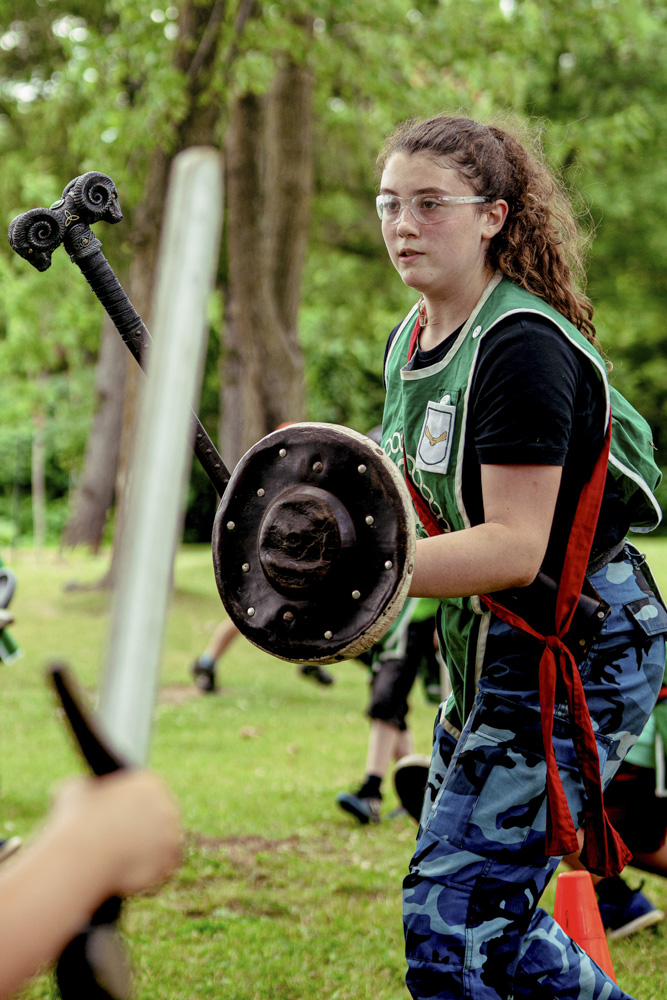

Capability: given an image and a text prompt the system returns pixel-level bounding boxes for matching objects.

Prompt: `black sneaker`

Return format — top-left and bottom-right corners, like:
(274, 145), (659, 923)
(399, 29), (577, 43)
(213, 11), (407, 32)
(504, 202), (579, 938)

(336, 791), (381, 825)
(598, 885), (664, 939)
(191, 659), (217, 693)
(298, 663), (335, 686)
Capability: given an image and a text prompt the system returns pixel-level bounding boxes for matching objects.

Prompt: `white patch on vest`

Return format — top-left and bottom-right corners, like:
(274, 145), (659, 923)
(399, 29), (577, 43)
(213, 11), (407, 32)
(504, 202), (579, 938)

(415, 400), (456, 475)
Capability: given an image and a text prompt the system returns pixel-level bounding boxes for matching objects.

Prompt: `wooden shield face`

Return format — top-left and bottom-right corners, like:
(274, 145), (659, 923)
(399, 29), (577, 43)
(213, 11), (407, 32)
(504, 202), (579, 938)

(212, 423), (415, 664)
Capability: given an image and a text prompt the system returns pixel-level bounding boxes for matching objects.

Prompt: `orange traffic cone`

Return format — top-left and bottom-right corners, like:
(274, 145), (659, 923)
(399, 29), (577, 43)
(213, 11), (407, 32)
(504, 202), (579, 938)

(553, 871), (616, 982)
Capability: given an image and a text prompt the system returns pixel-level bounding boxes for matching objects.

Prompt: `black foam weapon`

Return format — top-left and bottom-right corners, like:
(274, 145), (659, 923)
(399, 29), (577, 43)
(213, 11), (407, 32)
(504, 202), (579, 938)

(8, 170), (230, 496)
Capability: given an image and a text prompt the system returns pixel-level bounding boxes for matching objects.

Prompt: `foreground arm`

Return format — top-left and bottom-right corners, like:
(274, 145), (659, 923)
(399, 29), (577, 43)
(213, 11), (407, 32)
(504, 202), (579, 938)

(409, 463), (562, 599)
(0, 770), (181, 1000)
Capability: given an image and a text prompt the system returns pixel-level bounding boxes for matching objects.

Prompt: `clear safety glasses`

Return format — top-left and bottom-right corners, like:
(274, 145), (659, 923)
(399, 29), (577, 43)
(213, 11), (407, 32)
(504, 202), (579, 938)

(376, 193), (490, 225)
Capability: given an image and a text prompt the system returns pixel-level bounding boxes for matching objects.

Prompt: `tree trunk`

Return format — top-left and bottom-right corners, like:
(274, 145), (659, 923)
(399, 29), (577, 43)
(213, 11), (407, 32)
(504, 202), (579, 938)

(220, 49), (313, 467)
(94, 0), (230, 586)
(62, 314), (127, 552)
(265, 56), (314, 338)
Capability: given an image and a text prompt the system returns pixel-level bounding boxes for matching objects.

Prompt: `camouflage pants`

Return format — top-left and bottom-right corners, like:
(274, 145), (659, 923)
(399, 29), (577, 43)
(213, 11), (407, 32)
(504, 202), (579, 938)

(404, 546), (667, 999)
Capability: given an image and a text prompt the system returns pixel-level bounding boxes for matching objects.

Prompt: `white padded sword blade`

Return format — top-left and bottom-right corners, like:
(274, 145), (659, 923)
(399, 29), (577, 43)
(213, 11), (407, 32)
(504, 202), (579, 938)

(99, 147), (223, 765)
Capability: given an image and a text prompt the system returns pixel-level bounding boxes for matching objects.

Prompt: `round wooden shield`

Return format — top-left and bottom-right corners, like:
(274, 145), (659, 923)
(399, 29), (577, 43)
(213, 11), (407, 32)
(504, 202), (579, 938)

(212, 423), (415, 664)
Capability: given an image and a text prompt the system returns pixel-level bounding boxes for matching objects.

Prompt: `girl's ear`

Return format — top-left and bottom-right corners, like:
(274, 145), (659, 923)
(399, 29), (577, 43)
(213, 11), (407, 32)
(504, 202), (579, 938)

(482, 200), (508, 240)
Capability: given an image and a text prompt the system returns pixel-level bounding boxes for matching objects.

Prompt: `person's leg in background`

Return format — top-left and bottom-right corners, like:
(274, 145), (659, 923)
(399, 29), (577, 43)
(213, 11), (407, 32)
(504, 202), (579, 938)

(337, 650), (421, 825)
(190, 618), (240, 693)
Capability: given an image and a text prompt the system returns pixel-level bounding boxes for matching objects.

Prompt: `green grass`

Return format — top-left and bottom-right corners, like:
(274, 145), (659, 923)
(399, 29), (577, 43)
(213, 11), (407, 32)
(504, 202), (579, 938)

(3, 540), (667, 999)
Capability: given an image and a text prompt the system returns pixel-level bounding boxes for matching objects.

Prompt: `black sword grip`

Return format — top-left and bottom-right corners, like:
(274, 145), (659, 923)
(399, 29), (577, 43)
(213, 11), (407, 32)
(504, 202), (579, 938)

(75, 250), (149, 365)
(47, 664), (131, 1000)
(55, 898), (130, 1000)
(48, 663), (127, 775)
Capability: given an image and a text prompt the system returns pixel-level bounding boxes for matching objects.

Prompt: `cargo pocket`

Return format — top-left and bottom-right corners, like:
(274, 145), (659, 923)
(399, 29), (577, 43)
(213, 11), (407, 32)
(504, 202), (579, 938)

(625, 595), (667, 637)
(424, 693), (579, 866)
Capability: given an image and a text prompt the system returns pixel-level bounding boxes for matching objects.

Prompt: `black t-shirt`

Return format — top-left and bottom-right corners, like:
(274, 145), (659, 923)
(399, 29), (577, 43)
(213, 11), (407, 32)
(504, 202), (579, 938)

(384, 314), (628, 579)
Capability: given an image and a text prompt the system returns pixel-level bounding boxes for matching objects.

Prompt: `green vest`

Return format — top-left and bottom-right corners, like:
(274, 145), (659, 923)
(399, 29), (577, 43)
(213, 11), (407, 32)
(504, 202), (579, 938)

(382, 274), (662, 735)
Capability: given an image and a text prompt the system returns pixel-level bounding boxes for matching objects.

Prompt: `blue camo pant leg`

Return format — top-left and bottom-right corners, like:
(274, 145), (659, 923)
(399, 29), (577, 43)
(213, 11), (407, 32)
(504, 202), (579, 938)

(404, 549), (666, 1000)
(417, 710), (458, 833)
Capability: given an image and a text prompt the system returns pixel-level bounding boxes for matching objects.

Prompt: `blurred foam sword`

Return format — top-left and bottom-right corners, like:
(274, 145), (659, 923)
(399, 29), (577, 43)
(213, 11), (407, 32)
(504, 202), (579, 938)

(47, 146), (223, 999)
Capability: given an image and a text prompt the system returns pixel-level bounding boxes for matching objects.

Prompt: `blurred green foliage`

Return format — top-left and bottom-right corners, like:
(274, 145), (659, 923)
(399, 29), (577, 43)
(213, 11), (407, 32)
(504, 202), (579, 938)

(0, 0), (665, 541)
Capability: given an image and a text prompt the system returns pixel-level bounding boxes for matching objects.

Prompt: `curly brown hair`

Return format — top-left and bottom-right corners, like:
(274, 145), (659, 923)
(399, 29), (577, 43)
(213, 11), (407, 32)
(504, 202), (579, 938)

(377, 114), (599, 347)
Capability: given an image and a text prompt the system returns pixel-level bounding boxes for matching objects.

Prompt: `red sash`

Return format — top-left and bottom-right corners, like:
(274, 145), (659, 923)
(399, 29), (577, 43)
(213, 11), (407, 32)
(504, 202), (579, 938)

(403, 315), (630, 876)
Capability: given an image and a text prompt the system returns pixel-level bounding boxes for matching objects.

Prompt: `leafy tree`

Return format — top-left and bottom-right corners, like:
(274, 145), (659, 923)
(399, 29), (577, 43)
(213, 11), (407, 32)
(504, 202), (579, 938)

(1, 0), (666, 548)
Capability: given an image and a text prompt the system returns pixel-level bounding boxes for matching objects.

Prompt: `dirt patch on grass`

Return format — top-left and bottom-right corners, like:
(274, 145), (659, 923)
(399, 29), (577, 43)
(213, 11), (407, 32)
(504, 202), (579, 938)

(190, 832), (301, 858)
(158, 684), (228, 705)
(182, 832), (304, 890)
